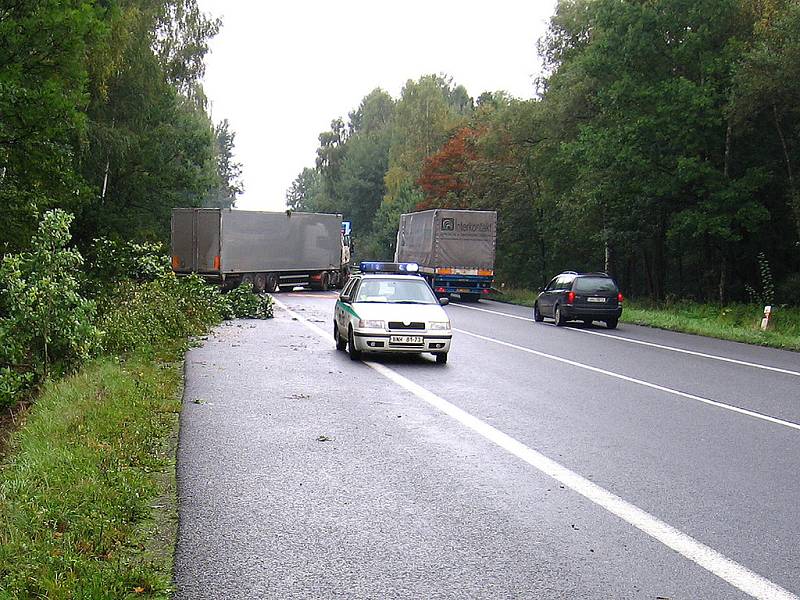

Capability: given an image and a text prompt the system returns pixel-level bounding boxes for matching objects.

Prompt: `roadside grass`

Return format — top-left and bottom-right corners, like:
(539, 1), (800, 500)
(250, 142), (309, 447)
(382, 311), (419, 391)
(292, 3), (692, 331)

(0, 353), (182, 599)
(490, 288), (800, 351)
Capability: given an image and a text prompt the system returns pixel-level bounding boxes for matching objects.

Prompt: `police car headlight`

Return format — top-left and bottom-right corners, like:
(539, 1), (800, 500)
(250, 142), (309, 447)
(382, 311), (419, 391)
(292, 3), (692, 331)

(428, 321), (450, 330)
(358, 319), (385, 329)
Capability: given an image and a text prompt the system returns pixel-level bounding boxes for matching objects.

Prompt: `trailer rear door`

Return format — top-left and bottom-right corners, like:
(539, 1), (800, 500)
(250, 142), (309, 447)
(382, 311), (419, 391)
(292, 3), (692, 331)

(171, 209), (221, 273)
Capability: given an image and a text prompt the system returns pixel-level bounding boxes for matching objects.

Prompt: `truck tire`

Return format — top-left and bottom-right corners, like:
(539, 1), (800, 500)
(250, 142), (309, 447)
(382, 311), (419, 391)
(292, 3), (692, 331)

(320, 272), (330, 291)
(253, 273), (266, 293)
(265, 274), (278, 293)
(240, 273), (254, 291)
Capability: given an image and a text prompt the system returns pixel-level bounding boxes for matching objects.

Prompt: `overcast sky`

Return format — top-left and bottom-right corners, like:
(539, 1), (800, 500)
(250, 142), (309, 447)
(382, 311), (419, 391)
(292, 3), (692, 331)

(196, 0), (557, 212)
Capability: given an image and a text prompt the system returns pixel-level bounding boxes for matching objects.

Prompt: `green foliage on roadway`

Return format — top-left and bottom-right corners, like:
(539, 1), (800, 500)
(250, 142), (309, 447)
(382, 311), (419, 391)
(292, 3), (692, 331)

(289, 0), (800, 306)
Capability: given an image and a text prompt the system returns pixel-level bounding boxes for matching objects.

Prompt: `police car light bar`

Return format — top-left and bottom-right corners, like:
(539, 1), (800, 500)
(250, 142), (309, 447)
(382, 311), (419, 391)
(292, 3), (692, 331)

(360, 261), (419, 274)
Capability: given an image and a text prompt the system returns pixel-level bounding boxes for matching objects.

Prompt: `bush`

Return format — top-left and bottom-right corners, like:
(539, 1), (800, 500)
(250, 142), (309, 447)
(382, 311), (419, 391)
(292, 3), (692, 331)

(0, 211), (101, 406)
(220, 282), (274, 319)
(98, 276), (274, 356)
(86, 238), (171, 284)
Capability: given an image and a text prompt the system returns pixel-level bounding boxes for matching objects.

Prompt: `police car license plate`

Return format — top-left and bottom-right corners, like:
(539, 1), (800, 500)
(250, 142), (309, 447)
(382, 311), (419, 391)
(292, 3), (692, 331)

(588, 297), (606, 302)
(390, 335), (424, 345)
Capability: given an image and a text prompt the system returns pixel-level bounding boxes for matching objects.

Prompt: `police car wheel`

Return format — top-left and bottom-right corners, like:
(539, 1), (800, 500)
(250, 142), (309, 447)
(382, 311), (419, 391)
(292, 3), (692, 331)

(435, 352), (448, 364)
(334, 324), (347, 351)
(348, 328), (361, 360)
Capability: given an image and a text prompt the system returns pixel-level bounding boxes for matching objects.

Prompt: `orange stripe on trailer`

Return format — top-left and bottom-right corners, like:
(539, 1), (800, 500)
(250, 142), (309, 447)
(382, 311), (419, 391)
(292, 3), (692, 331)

(171, 255), (180, 269)
(213, 255), (221, 270)
(478, 269), (494, 277)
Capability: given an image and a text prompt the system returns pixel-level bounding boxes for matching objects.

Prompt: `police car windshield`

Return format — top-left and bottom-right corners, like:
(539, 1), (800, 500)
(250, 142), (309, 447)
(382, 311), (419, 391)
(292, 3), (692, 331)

(355, 278), (438, 304)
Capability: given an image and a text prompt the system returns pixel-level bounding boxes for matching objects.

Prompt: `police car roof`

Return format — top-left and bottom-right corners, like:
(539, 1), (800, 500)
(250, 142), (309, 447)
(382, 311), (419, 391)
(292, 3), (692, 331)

(359, 273), (421, 279)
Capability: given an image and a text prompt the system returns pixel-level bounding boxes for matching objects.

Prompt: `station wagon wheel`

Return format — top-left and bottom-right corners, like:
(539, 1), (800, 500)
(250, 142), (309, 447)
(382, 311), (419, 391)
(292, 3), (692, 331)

(554, 304), (566, 326)
(347, 327), (361, 360)
(533, 303), (544, 322)
(606, 318), (618, 329)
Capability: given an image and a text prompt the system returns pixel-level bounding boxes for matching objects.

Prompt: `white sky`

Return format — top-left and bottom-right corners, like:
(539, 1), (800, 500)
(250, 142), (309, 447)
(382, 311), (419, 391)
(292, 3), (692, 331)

(197, 0), (557, 211)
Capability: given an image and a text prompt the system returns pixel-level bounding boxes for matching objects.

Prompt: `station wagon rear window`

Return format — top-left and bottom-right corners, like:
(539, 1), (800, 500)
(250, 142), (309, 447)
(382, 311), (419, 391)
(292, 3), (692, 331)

(574, 277), (618, 293)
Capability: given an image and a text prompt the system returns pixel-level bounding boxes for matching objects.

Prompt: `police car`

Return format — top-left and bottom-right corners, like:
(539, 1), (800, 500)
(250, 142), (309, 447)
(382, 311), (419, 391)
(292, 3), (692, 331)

(333, 262), (452, 364)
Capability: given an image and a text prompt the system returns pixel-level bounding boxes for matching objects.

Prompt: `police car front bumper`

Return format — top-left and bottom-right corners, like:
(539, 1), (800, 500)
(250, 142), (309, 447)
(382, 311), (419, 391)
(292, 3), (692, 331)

(352, 331), (452, 353)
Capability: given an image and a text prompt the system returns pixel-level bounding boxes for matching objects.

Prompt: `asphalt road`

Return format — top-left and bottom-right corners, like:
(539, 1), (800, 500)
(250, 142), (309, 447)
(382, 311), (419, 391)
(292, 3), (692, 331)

(174, 293), (800, 599)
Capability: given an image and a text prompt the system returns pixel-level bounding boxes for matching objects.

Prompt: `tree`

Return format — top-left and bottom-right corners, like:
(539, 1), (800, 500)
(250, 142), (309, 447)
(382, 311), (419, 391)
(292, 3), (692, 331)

(205, 119), (243, 209)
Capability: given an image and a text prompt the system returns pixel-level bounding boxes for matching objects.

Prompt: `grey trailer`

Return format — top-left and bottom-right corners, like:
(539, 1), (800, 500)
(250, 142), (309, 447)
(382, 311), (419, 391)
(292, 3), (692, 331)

(395, 209), (497, 301)
(171, 208), (350, 292)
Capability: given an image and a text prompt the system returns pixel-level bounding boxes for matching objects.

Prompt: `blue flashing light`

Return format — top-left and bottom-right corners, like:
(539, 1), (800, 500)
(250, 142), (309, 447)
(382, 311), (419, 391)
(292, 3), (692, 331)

(360, 261), (420, 274)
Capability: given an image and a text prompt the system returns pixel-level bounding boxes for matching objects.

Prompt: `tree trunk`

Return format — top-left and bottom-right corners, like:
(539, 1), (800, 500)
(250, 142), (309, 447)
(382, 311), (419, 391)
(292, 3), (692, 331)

(718, 253), (727, 305)
(772, 104), (800, 239)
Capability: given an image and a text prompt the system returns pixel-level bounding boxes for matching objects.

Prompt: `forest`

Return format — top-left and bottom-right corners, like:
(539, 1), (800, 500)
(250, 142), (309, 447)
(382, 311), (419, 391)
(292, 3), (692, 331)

(288, 0), (800, 304)
(0, 0), (242, 254)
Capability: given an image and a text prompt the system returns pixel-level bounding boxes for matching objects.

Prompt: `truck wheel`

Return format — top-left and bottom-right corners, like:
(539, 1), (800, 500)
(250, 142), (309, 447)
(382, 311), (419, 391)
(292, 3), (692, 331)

(240, 273), (254, 291)
(435, 352), (448, 364)
(265, 274), (278, 293)
(320, 272), (330, 291)
(348, 328), (361, 361)
(253, 273), (266, 293)
(334, 324), (347, 351)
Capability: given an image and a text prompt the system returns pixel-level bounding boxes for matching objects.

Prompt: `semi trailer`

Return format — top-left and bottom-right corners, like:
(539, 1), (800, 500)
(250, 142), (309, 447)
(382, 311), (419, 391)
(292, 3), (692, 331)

(171, 208), (351, 292)
(394, 209), (497, 301)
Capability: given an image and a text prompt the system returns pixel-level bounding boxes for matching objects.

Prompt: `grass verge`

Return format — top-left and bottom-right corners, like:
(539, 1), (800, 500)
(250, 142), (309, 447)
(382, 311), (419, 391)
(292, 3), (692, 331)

(490, 288), (800, 351)
(0, 353), (182, 599)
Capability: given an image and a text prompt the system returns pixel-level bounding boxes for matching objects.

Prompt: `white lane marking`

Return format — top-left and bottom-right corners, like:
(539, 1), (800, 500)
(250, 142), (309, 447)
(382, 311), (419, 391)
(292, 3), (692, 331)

(272, 297), (798, 600)
(454, 328), (800, 432)
(451, 303), (800, 378)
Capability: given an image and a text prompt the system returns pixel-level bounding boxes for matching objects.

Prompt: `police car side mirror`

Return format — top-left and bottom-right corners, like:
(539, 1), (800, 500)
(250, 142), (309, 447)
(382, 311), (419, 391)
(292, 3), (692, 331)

(439, 297), (449, 306)
(340, 295), (351, 304)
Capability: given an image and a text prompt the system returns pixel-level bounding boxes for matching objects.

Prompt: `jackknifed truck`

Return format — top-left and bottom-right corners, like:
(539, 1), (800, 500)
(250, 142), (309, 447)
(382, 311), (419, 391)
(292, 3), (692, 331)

(394, 209), (497, 301)
(171, 208), (351, 292)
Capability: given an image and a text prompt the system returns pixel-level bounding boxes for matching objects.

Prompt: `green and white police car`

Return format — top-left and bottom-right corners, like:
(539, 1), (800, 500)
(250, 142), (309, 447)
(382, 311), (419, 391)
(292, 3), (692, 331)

(333, 262), (452, 364)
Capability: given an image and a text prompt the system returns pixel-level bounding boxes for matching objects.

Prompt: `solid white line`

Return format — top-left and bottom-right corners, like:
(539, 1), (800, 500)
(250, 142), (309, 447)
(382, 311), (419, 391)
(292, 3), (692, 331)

(451, 303), (800, 377)
(454, 328), (800, 432)
(272, 297), (798, 600)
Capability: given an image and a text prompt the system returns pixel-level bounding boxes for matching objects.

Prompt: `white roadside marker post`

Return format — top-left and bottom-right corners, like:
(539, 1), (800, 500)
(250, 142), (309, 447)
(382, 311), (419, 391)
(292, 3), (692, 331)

(760, 305), (773, 331)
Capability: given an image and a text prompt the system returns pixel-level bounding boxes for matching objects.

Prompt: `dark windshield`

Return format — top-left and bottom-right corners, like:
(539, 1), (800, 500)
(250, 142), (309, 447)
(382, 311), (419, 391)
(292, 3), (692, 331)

(575, 277), (618, 293)
(354, 278), (438, 304)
